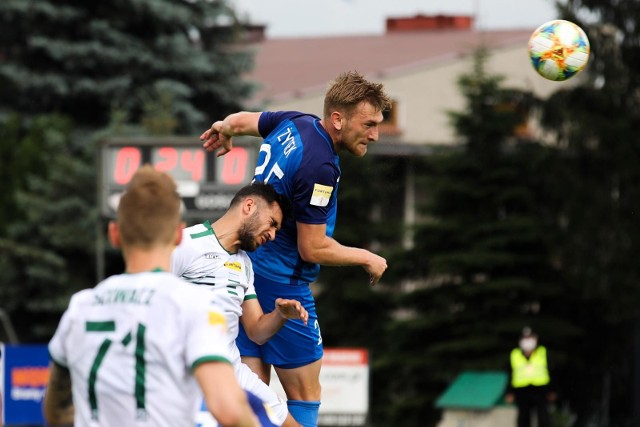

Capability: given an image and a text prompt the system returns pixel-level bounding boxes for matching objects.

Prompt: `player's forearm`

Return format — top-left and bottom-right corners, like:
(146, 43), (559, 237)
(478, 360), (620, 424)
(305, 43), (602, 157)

(299, 236), (373, 267)
(43, 362), (75, 426)
(221, 112), (262, 138)
(246, 311), (287, 345)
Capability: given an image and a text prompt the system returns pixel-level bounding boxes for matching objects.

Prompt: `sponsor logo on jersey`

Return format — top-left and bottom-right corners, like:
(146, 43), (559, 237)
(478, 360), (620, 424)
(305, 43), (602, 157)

(205, 253), (221, 260)
(310, 183), (333, 207)
(208, 311), (226, 327)
(224, 261), (242, 272)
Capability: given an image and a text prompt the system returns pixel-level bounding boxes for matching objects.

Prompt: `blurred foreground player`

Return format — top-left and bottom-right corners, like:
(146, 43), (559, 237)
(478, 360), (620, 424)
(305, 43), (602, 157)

(44, 165), (259, 427)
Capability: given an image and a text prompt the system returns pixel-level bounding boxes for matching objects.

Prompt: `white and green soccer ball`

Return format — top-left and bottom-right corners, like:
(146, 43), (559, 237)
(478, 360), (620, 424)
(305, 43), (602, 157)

(528, 19), (590, 81)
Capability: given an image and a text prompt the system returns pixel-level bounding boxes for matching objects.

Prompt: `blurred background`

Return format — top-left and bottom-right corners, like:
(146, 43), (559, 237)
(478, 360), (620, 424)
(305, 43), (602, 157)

(1, 0), (639, 426)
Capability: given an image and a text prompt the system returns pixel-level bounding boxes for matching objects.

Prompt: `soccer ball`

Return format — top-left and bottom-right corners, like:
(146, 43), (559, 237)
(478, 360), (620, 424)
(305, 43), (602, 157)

(528, 19), (590, 81)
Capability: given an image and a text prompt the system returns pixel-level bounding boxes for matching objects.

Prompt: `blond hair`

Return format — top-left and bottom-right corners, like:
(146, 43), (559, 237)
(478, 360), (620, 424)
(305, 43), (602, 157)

(117, 165), (181, 248)
(323, 71), (392, 119)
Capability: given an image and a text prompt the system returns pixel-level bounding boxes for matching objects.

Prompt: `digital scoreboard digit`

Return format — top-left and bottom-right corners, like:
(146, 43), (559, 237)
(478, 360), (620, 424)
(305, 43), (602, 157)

(99, 137), (256, 219)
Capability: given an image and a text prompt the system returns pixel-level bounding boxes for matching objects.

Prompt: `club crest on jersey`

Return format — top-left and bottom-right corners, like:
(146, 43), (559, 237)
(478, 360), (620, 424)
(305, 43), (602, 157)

(310, 183), (333, 207)
(224, 261), (242, 272)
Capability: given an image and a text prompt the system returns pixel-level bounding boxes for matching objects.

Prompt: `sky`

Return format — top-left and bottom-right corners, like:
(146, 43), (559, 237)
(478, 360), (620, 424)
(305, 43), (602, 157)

(230, 0), (559, 39)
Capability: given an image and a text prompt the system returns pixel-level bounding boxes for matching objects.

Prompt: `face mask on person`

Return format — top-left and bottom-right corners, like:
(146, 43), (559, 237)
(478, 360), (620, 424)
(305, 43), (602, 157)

(519, 337), (537, 352)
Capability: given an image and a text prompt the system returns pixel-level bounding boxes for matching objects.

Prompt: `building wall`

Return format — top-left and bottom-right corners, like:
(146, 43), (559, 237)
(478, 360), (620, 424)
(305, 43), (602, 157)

(264, 44), (577, 145)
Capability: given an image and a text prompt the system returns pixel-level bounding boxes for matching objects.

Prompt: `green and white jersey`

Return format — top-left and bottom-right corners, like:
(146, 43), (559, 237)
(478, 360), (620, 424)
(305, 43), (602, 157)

(48, 271), (231, 427)
(172, 222), (289, 425)
(171, 221), (256, 367)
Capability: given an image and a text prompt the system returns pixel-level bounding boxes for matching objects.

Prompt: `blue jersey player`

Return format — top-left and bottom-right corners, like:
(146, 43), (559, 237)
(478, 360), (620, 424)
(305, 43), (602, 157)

(200, 71), (391, 427)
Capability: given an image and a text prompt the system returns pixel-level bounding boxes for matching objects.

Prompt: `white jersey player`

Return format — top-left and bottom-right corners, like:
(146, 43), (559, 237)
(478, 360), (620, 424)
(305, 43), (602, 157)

(171, 183), (308, 427)
(44, 165), (259, 427)
(48, 271), (231, 427)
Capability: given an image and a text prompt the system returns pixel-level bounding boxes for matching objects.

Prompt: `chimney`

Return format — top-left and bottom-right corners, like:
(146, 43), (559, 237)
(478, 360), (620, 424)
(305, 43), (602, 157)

(386, 14), (473, 33)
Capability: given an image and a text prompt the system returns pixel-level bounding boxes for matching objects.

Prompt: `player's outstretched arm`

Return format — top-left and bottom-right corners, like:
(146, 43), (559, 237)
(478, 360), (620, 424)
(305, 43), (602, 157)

(241, 298), (308, 345)
(43, 362), (74, 426)
(195, 361), (259, 427)
(200, 112), (263, 157)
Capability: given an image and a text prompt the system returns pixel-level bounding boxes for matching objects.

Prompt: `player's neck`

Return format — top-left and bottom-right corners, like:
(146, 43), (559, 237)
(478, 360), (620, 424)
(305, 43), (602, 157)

(211, 217), (241, 254)
(122, 246), (173, 274)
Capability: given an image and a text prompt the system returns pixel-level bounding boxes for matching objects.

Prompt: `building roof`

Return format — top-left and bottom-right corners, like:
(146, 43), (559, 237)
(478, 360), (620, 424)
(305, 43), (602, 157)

(435, 371), (509, 410)
(246, 28), (534, 104)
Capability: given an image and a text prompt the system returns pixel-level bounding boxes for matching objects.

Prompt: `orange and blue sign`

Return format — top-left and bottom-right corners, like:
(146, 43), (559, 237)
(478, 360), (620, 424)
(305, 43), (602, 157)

(1, 343), (50, 425)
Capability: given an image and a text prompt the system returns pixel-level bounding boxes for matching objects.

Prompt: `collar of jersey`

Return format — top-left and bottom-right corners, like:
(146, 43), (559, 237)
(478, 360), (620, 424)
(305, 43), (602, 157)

(203, 220), (236, 256)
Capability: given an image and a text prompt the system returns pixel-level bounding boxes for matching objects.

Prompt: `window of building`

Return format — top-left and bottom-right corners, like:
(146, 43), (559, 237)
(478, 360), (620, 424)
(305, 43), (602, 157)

(380, 99), (401, 136)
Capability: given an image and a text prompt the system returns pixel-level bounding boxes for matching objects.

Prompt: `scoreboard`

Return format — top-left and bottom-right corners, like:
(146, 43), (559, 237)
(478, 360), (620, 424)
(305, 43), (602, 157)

(98, 137), (258, 219)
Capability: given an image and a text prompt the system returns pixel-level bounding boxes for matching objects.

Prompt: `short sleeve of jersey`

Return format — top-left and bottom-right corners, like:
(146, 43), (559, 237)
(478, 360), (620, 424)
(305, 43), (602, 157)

(170, 234), (190, 277)
(258, 111), (305, 137)
(291, 156), (339, 225)
(48, 290), (92, 367)
(48, 308), (73, 367)
(183, 289), (233, 369)
(242, 252), (256, 301)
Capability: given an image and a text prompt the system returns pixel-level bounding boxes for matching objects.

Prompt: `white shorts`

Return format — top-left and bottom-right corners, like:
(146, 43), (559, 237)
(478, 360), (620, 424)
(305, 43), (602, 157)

(235, 362), (287, 425)
(195, 362), (286, 426)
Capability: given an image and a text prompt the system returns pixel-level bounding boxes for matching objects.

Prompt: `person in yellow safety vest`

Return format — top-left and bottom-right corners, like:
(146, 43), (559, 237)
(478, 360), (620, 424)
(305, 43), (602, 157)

(505, 327), (557, 427)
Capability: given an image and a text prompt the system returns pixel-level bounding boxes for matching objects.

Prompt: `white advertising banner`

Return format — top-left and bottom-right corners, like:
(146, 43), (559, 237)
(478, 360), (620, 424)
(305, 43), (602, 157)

(270, 348), (370, 426)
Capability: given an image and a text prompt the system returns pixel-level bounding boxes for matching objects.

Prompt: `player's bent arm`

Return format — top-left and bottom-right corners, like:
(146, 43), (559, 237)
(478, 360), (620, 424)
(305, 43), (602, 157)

(201, 112), (263, 156)
(43, 362), (74, 426)
(194, 361), (259, 427)
(218, 111), (263, 137)
(240, 298), (308, 345)
(297, 222), (388, 285)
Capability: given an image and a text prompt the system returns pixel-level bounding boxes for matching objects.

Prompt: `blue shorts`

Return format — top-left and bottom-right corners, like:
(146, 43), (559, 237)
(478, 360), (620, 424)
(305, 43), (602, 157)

(237, 274), (323, 368)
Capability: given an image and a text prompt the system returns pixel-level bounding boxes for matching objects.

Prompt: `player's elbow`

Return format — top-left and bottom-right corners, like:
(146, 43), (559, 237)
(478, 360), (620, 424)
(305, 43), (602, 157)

(245, 327), (268, 345)
(212, 410), (246, 427)
(43, 404), (74, 426)
(298, 243), (321, 263)
(208, 400), (253, 427)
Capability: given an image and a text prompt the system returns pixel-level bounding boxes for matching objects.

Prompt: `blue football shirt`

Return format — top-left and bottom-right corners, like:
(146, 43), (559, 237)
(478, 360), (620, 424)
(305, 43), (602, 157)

(248, 111), (340, 285)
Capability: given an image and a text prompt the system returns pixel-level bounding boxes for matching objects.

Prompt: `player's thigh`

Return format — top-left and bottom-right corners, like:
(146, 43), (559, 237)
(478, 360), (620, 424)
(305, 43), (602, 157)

(241, 355), (271, 384)
(274, 359), (322, 401)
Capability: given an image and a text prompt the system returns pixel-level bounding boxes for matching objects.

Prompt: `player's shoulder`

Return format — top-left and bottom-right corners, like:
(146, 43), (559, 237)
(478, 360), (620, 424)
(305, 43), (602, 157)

(182, 222), (213, 239)
(260, 111), (320, 137)
(236, 248), (253, 264)
(262, 110), (318, 124)
(65, 287), (98, 311)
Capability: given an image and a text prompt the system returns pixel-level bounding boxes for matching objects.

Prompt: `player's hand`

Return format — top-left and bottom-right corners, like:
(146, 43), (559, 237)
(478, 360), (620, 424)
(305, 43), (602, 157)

(200, 121), (233, 157)
(365, 252), (387, 286)
(275, 298), (308, 326)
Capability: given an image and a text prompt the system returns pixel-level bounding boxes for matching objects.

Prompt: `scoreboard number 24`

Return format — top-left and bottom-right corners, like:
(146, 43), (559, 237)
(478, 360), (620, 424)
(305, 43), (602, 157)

(99, 137), (257, 219)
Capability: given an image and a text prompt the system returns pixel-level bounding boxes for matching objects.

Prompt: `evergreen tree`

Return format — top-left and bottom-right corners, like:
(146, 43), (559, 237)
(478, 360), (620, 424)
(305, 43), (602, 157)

(314, 153), (405, 425)
(539, 2), (640, 425)
(0, 0), (254, 133)
(376, 50), (570, 426)
(0, 114), (96, 342)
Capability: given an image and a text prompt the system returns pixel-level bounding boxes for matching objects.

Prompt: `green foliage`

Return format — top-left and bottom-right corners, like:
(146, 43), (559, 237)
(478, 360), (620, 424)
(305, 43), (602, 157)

(0, 0), (255, 133)
(316, 154), (404, 347)
(537, 2), (640, 425)
(0, 114), (96, 342)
